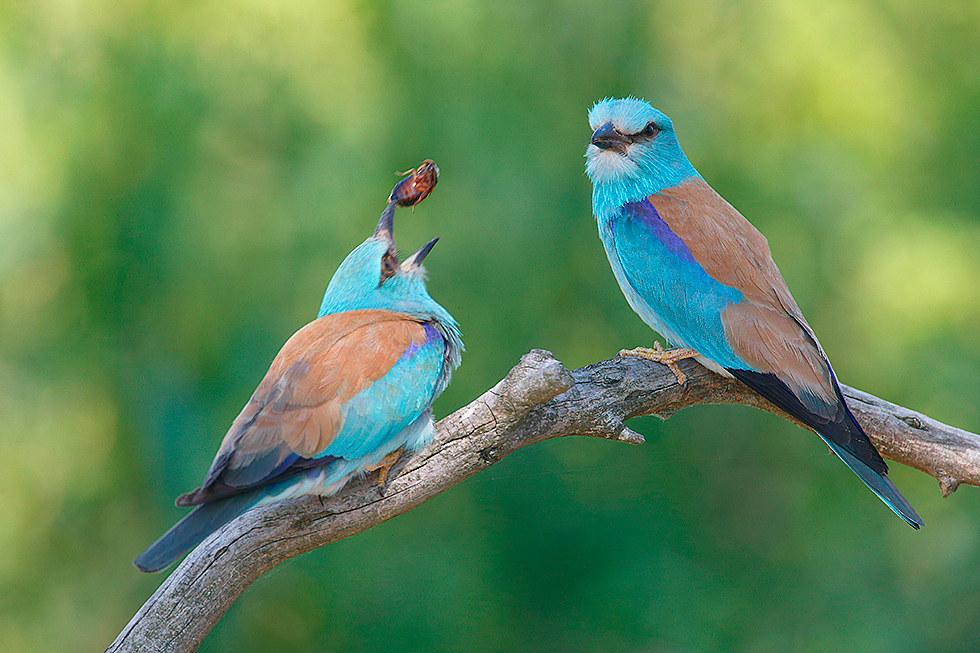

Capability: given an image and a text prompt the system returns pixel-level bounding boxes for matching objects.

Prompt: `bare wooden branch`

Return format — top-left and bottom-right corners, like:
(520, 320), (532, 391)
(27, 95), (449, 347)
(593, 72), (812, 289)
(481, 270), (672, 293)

(108, 350), (980, 652)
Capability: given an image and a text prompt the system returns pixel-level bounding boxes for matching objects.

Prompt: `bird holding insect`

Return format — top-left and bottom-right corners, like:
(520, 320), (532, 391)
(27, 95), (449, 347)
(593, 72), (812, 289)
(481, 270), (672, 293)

(135, 161), (462, 572)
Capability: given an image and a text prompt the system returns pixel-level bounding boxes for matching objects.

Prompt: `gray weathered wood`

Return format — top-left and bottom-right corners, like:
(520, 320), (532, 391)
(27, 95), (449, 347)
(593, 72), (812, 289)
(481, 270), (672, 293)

(108, 350), (980, 652)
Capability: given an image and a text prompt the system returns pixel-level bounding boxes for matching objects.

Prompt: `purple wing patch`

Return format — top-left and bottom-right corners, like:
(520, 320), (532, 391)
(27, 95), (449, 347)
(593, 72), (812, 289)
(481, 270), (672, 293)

(400, 322), (443, 360)
(623, 198), (699, 266)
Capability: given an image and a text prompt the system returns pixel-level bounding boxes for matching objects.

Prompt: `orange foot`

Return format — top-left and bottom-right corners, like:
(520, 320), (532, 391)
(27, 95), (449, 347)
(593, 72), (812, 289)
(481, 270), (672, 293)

(367, 448), (405, 492)
(618, 342), (699, 386)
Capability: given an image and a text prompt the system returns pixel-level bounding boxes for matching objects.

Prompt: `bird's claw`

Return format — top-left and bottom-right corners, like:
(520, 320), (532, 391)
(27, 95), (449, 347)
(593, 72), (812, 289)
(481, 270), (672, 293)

(618, 342), (699, 386)
(368, 448), (405, 494)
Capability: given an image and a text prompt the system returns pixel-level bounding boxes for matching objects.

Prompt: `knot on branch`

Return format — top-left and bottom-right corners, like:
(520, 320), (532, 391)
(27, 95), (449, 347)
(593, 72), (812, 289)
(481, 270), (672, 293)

(595, 414), (646, 444)
(938, 473), (961, 497)
(490, 349), (574, 417)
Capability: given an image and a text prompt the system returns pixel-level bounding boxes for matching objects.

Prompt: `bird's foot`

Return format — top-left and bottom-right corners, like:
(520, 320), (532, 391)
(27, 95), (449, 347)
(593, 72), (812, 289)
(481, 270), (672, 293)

(618, 342), (699, 386)
(367, 448), (405, 493)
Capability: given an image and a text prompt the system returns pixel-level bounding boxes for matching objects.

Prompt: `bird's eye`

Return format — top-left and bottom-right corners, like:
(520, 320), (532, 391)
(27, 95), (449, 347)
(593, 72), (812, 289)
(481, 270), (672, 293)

(639, 122), (660, 139)
(379, 253), (398, 286)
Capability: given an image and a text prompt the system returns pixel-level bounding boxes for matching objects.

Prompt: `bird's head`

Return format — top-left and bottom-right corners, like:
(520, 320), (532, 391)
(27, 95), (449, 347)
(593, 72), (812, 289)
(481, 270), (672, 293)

(317, 201), (443, 319)
(585, 98), (700, 213)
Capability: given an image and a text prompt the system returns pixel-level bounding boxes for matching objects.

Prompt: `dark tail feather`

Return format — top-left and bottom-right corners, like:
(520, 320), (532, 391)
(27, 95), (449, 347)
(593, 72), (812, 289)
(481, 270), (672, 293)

(729, 368), (922, 528)
(134, 493), (260, 573)
(819, 435), (923, 529)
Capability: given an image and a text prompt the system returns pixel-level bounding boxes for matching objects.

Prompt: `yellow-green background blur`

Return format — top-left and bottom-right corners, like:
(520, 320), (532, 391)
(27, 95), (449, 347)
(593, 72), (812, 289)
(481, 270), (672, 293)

(3, 1), (980, 650)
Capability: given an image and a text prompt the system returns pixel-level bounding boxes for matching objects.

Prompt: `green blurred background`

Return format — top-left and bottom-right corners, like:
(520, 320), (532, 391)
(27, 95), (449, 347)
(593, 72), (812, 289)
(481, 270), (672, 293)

(2, 0), (980, 650)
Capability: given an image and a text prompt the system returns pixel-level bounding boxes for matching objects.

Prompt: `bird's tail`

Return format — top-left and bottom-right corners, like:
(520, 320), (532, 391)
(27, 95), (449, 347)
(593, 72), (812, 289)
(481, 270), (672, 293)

(818, 435), (923, 529)
(133, 492), (261, 573)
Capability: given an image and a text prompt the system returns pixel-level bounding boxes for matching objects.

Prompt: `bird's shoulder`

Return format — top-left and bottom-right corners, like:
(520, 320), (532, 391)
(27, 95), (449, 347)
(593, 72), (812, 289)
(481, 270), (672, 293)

(252, 310), (435, 409)
(227, 309), (439, 458)
(264, 309), (436, 401)
(648, 177), (799, 314)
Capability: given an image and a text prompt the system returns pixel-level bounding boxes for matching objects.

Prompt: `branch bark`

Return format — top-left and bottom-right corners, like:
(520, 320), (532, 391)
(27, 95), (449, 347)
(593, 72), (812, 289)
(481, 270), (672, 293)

(108, 350), (980, 652)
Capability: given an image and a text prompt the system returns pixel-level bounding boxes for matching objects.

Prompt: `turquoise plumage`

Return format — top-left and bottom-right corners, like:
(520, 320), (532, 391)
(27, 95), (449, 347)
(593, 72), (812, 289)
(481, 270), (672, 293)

(134, 199), (463, 573)
(586, 97), (922, 528)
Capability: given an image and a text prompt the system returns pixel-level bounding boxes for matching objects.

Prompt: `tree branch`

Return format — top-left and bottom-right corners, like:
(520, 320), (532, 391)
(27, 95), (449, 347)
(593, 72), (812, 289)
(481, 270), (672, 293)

(108, 350), (980, 652)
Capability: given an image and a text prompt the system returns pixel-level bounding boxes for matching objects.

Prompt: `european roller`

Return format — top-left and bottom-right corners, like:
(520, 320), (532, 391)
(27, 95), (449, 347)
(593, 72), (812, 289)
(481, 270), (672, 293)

(585, 97), (922, 528)
(134, 186), (463, 572)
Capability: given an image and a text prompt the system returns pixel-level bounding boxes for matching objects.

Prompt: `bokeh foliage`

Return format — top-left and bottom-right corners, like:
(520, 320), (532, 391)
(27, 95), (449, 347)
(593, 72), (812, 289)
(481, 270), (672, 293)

(2, 0), (979, 650)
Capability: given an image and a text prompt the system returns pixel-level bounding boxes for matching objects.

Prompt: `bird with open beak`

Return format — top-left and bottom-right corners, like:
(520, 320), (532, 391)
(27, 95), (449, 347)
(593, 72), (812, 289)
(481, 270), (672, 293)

(135, 162), (462, 572)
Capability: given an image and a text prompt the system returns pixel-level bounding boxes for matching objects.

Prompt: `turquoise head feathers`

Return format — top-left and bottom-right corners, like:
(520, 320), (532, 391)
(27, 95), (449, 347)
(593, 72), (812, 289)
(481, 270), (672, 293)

(586, 97), (701, 220)
(318, 202), (455, 328)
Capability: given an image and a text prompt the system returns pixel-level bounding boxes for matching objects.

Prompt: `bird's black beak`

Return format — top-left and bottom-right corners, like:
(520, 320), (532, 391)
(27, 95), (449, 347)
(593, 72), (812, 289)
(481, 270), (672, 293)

(375, 201), (397, 245)
(591, 122), (630, 153)
(402, 237), (439, 270)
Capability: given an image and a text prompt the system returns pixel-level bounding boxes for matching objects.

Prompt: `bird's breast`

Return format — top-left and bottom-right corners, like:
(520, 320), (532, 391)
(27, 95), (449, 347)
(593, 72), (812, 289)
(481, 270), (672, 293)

(600, 199), (747, 369)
